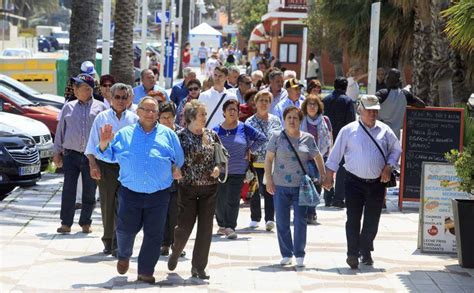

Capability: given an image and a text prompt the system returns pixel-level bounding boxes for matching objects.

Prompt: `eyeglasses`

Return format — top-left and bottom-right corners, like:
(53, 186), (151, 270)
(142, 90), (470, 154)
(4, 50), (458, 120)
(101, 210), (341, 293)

(101, 83), (113, 88)
(188, 87), (200, 91)
(138, 107), (158, 114)
(307, 102), (318, 107)
(113, 95), (128, 101)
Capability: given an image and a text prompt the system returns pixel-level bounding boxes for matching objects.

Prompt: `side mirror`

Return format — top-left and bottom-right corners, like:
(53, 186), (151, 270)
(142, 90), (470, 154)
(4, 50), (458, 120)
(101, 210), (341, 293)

(3, 102), (15, 112)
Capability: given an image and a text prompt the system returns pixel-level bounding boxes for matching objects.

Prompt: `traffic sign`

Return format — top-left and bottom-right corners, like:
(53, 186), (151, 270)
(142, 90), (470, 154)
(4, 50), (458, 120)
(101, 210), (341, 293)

(155, 10), (170, 24)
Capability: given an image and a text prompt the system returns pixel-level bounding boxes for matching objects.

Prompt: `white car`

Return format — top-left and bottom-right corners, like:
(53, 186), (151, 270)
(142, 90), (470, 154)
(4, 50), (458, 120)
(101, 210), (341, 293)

(0, 112), (54, 171)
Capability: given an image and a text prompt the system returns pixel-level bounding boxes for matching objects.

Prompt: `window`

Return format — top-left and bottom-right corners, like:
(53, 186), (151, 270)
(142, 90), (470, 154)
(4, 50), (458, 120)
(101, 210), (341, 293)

(279, 43), (298, 64)
(283, 24), (304, 36)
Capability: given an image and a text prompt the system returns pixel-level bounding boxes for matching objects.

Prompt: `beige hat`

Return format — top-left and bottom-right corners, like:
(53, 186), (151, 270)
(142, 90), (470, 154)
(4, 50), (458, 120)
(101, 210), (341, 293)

(360, 94), (380, 110)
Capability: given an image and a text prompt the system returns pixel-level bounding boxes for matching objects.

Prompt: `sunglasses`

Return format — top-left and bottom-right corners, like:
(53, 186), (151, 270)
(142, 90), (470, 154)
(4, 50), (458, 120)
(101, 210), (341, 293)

(113, 95), (128, 101)
(138, 107), (158, 114)
(101, 83), (113, 88)
(188, 87), (200, 91)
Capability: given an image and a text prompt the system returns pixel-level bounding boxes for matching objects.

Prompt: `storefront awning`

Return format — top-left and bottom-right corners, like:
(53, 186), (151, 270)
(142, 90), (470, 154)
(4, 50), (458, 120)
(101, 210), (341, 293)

(249, 23), (269, 43)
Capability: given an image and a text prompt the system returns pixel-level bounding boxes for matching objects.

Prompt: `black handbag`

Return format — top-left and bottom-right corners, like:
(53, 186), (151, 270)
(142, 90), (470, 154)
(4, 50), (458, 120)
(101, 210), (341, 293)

(358, 121), (397, 188)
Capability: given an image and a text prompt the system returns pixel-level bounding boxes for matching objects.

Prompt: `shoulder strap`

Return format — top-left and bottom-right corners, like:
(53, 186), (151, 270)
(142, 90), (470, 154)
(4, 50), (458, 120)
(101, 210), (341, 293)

(358, 121), (387, 163)
(281, 130), (307, 176)
(205, 93), (227, 128)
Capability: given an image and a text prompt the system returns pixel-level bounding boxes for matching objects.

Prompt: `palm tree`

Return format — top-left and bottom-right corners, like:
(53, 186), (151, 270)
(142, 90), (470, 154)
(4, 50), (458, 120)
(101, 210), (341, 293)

(442, 0), (474, 55)
(430, 0), (455, 106)
(110, 0), (137, 85)
(68, 0), (100, 76)
(9, 0), (59, 27)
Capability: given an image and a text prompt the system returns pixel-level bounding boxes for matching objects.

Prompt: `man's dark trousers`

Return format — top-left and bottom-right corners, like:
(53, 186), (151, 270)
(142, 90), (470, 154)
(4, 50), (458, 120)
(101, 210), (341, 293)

(96, 160), (120, 251)
(116, 186), (170, 276)
(344, 172), (385, 258)
(60, 149), (97, 227)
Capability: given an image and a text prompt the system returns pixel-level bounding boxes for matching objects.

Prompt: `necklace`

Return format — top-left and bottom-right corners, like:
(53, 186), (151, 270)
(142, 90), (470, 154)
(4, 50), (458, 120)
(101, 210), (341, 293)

(225, 129), (233, 136)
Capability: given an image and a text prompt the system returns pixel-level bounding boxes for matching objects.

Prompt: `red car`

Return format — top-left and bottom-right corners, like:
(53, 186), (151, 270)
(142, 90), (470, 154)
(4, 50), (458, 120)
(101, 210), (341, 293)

(0, 85), (59, 137)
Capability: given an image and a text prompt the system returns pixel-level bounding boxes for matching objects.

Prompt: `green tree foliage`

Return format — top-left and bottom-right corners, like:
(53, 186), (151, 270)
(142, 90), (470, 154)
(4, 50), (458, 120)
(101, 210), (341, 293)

(442, 0), (474, 54)
(234, 0), (269, 42)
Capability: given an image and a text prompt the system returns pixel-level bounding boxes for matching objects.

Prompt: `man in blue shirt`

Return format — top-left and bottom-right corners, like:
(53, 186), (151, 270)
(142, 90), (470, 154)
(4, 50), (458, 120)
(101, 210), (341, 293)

(322, 77), (356, 208)
(133, 69), (168, 105)
(274, 78), (305, 124)
(97, 97), (184, 284)
(85, 83), (139, 256)
(169, 67), (196, 106)
(323, 95), (401, 269)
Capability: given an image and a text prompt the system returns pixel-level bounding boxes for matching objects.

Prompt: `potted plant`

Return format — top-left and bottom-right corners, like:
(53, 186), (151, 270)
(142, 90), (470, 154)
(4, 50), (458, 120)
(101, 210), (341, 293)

(445, 105), (474, 268)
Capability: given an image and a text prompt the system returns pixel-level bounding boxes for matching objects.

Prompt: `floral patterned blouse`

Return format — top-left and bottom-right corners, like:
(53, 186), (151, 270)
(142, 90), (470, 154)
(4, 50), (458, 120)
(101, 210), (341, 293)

(177, 127), (221, 186)
(245, 113), (282, 167)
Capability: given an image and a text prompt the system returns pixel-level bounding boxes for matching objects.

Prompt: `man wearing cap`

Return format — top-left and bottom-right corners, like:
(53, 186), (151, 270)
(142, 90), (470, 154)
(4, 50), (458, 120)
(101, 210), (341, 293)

(274, 78), (305, 124)
(322, 77), (356, 208)
(64, 61), (103, 102)
(375, 68), (425, 139)
(323, 95), (401, 269)
(132, 69), (169, 105)
(54, 73), (107, 234)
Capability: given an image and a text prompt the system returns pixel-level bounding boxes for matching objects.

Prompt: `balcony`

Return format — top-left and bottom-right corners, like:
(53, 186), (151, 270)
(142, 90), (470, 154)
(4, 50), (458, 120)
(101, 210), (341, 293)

(284, 0), (307, 9)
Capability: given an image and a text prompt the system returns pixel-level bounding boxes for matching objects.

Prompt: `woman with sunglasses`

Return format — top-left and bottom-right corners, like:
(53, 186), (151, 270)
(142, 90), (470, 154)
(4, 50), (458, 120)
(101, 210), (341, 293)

(176, 79), (201, 127)
(213, 99), (266, 240)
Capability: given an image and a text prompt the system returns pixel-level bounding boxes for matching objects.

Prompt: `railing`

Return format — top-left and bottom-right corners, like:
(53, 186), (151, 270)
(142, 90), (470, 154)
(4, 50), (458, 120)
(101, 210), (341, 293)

(284, 0), (307, 9)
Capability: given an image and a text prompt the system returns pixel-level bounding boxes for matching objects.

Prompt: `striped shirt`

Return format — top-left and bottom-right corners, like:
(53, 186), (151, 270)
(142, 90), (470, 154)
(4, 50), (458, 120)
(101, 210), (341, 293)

(213, 122), (266, 175)
(85, 108), (138, 163)
(96, 122), (184, 193)
(326, 120), (402, 179)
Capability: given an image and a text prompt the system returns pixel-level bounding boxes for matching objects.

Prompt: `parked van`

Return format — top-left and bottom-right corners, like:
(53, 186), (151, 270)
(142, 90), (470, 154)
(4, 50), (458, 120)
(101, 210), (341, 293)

(0, 112), (54, 171)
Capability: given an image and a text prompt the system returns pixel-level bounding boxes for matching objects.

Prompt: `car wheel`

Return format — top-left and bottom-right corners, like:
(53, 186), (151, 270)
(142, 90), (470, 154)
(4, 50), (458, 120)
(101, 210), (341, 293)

(0, 185), (16, 200)
(42, 47), (48, 52)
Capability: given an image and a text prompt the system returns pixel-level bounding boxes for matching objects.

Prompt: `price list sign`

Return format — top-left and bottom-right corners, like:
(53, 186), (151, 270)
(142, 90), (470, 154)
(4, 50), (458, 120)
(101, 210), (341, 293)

(399, 107), (464, 209)
(420, 162), (469, 253)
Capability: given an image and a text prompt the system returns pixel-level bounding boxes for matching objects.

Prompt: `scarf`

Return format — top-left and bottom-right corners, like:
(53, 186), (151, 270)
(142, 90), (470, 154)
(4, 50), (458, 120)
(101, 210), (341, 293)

(301, 114), (331, 156)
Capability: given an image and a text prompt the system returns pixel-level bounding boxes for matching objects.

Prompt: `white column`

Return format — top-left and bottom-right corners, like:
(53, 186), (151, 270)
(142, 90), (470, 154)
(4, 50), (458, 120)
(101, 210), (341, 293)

(300, 27), (308, 83)
(176, 0), (183, 71)
(159, 0), (166, 87)
(101, 0), (112, 74)
(367, 2), (381, 95)
(140, 0), (148, 70)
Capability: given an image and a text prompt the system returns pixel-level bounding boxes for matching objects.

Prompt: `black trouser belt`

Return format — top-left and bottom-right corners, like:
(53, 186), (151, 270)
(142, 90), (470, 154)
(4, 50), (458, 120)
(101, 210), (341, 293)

(345, 171), (380, 184)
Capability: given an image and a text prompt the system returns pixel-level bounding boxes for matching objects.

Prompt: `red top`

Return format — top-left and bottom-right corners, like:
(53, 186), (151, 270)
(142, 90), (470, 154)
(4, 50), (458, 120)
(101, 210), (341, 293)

(182, 49), (191, 63)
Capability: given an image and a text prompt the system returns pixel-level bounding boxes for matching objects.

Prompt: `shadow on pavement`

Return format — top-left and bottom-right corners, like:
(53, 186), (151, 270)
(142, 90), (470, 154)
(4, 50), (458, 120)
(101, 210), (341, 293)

(67, 252), (116, 263)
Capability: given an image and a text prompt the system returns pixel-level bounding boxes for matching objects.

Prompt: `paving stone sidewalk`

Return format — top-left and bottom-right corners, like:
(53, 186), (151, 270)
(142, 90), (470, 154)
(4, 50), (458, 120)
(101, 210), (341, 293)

(1, 173), (473, 292)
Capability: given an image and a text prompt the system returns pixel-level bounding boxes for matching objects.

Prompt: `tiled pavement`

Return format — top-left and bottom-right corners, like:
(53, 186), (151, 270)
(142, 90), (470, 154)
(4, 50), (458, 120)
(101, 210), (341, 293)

(1, 173), (473, 292)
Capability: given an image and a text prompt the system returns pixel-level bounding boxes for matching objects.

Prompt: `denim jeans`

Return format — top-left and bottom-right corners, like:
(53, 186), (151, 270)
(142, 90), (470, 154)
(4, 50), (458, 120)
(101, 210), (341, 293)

(250, 168), (275, 222)
(216, 174), (245, 230)
(116, 186), (170, 275)
(60, 149), (97, 227)
(344, 172), (385, 257)
(274, 185), (308, 258)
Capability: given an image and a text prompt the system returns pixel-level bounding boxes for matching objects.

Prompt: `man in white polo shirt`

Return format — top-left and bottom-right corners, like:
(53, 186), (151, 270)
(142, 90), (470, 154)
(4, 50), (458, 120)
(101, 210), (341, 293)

(198, 66), (237, 129)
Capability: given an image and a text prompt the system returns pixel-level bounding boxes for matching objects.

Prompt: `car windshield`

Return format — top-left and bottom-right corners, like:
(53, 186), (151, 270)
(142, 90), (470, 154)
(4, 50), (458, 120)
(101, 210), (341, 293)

(0, 85), (36, 106)
(0, 75), (41, 95)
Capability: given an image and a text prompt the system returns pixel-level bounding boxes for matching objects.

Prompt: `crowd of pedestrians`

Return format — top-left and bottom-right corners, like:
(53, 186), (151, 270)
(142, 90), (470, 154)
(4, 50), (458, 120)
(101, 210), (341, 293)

(52, 47), (425, 283)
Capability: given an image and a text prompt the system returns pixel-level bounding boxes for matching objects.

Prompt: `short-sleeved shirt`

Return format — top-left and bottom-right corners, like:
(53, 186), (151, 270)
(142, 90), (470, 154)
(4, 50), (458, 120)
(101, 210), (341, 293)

(266, 131), (320, 187)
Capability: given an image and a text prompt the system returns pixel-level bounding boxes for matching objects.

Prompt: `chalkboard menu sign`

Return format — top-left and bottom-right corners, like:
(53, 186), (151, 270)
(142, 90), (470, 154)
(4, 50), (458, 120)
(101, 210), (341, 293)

(399, 107), (464, 208)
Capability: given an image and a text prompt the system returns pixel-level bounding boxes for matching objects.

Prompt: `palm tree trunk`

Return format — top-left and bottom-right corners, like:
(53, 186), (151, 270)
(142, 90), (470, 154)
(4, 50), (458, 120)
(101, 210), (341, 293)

(177, 0), (191, 79)
(430, 0), (454, 106)
(110, 0), (137, 85)
(68, 0), (100, 76)
(412, 4), (432, 105)
(328, 48), (344, 77)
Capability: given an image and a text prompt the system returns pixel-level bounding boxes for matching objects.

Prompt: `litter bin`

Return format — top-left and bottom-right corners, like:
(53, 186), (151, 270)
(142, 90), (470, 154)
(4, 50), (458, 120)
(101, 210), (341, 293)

(452, 199), (474, 268)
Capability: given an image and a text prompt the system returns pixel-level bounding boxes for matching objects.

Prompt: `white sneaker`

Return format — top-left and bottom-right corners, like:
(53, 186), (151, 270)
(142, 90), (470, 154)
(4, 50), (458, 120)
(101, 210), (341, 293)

(280, 257), (292, 266)
(216, 227), (226, 235)
(296, 257), (305, 267)
(265, 221), (275, 231)
(249, 221), (259, 229)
